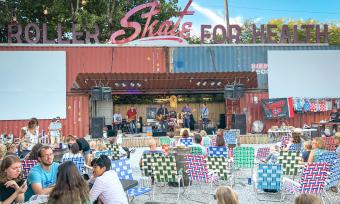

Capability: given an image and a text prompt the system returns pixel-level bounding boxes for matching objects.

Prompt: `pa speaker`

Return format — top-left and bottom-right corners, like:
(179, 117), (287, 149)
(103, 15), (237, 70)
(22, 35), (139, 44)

(224, 85), (234, 99)
(232, 114), (246, 135)
(234, 84), (245, 98)
(91, 87), (102, 101)
(91, 117), (104, 138)
(102, 87), (112, 101)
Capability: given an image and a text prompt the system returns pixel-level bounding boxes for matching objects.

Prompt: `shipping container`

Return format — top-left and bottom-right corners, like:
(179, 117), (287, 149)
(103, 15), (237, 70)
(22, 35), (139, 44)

(0, 94), (89, 138)
(170, 45), (340, 89)
(0, 46), (167, 91)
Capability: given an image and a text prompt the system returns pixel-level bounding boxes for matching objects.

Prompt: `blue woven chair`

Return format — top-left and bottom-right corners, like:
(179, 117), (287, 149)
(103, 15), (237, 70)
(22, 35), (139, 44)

(254, 164), (283, 202)
(111, 158), (152, 202)
(179, 138), (193, 146)
(94, 149), (112, 158)
(208, 146), (228, 158)
(61, 155), (85, 173)
(223, 131), (237, 145)
(288, 143), (302, 152)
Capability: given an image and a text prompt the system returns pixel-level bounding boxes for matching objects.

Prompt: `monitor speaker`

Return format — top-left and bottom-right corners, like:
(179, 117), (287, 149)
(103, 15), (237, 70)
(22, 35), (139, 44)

(91, 87), (102, 101)
(234, 84), (245, 98)
(91, 117), (104, 138)
(232, 114), (246, 135)
(102, 87), (112, 101)
(224, 85), (234, 99)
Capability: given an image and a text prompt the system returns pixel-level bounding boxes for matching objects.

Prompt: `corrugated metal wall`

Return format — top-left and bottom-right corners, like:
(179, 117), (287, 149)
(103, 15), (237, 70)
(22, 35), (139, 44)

(0, 46), (167, 91)
(0, 94), (89, 137)
(171, 45), (340, 89)
(239, 91), (332, 132)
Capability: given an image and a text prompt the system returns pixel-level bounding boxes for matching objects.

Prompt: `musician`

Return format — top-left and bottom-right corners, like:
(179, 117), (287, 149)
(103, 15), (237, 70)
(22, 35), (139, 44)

(127, 106), (138, 133)
(113, 109), (122, 130)
(200, 102), (209, 130)
(157, 104), (169, 130)
(330, 107), (340, 132)
(181, 103), (192, 128)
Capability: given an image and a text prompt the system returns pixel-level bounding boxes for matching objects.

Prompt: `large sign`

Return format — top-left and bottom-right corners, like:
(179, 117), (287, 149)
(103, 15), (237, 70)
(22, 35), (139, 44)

(262, 98), (294, 119)
(6, 0), (329, 44)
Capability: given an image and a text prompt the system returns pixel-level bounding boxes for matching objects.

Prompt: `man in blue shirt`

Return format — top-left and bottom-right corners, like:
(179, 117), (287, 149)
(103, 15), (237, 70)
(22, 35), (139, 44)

(25, 146), (59, 201)
(181, 103), (192, 129)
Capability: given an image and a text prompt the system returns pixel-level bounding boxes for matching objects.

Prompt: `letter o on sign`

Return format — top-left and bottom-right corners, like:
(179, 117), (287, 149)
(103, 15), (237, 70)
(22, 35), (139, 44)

(24, 23), (41, 43)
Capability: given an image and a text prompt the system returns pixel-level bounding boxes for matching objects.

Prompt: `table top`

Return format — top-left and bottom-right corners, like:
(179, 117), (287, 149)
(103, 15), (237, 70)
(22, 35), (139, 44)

(120, 179), (138, 191)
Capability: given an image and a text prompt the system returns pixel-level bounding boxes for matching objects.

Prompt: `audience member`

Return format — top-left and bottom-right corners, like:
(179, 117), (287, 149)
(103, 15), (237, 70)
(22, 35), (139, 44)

(335, 133), (340, 157)
(25, 146), (59, 201)
(6, 143), (17, 156)
(90, 155), (128, 204)
(294, 194), (321, 204)
(285, 132), (302, 151)
(66, 135), (91, 165)
(215, 131), (226, 147)
(308, 138), (326, 163)
(215, 186), (239, 204)
(189, 133), (207, 155)
(48, 161), (90, 204)
(0, 144), (7, 164)
(263, 143), (280, 164)
(301, 141), (312, 162)
(24, 143), (43, 160)
(0, 155), (27, 204)
(181, 129), (190, 138)
(62, 143), (83, 162)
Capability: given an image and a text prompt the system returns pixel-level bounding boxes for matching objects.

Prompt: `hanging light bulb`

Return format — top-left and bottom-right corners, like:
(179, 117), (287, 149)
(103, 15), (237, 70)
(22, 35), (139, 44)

(81, 0), (87, 5)
(43, 8), (48, 15)
(12, 15), (17, 22)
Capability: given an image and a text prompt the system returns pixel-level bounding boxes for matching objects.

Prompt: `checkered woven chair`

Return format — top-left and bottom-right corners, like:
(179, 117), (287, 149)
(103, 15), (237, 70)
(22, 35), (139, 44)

(190, 147), (203, 155)
(281, 135), (290, 148)
(207, 156), (228, 181)
(288, 143), (302, 152)
(152, 156), (183, 202)
(142, 152), (163, 177)
(208, 146), (227, 158)
(255, 164), (283, 202)
(61, 155), (85, 173)
(111, 159), (152, 201)
(179, 138), (193, 146)
(256, 147), (270, 160)
(234, 147), (255, 169)
(283, 162), (329, 195)
(94, 149), (112, 158)
(106, 144), (121, 160)
(278, 151), (301, 176)
(159, 137), (171, 145)
(223, 131), (237, 145)
(21, 160), (38, 179)
(322, 137), (336, 151)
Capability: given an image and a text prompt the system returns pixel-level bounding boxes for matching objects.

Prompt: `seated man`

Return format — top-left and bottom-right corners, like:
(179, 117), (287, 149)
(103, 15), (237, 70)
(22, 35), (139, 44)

(139, 138), (163, 168)
(189, 133), (207, 155)
(25, 146), (59, 201)
(90, 155), (128, 204)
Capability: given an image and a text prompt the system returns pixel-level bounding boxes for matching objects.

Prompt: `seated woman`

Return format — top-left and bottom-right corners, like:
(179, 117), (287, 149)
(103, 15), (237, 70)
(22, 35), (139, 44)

(308, 138), (327, 163)
(48, 161), (90, 204)
(215, 186), (239, 204)
(285, 132), (302, 152)
(24, 143), (43, 160)
(294, 194), (321, 204)
(89, 155), (128, 204)
(0, 155), (27, 204)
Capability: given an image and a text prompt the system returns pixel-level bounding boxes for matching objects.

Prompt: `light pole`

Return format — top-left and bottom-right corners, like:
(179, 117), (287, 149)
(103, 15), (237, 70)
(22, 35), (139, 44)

(224, 0), (230, 43)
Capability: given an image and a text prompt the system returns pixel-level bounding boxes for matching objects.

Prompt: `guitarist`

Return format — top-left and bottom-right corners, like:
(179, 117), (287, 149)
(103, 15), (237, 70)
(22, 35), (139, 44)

(157, 104), (169, 131)
(181, 103), (192, 129)
(127, 105), (138, 133)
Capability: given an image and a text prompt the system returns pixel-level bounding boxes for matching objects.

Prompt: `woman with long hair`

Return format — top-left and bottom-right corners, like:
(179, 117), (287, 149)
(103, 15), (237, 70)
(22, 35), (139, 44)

(0, 155), (27, 204)
(215, 186), (239, 204)
(48, 161), (90, 204)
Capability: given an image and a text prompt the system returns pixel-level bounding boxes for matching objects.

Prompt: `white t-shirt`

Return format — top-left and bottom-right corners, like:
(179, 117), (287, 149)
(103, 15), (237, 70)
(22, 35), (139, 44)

(113, 113), (122, 124)
(90, 170), (128, 204)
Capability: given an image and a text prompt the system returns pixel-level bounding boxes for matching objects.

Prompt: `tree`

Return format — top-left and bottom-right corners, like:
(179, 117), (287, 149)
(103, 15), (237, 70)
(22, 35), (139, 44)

(0, 0), (180, 43)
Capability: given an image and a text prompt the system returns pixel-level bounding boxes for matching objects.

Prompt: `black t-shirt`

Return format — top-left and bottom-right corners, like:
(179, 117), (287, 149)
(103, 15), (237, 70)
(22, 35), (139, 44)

(0, 180), (24, 203)
(330, 111), (340, 121)
(76, 138), (90, 152)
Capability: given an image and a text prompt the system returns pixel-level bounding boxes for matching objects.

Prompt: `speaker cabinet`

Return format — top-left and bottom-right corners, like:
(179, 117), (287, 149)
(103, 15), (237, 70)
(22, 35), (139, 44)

(102, 87), (112, 101)
(232, 114), (246, 135)
(224, 85), (234, 99)
(91, 87), (102, 101)
(234, 84), (245, 98)
(91, 117), (104, 138)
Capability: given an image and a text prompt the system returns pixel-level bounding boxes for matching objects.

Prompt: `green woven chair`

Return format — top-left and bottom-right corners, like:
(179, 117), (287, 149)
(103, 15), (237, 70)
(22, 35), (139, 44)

(152, 156), (183, 202)
(190, 146), (203, 155)
(234, 147), (255, 169)
(278, 151), (301, 176)
(159, 137), (171, 146)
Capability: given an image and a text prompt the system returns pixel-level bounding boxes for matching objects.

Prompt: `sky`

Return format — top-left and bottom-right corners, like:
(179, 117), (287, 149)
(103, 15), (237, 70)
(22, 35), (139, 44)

(178, 0), (340, 36)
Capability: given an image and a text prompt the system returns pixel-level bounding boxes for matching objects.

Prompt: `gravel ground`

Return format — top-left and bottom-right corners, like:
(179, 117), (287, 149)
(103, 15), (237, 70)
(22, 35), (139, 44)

(126, 144), (340, 204)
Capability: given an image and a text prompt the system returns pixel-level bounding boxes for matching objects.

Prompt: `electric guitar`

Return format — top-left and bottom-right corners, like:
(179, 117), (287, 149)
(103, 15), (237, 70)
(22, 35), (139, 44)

(156, 114), (168, 121)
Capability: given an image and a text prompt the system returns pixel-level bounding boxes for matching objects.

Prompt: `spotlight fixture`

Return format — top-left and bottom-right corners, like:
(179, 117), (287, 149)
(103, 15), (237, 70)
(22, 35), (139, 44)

(121, 83), (126, 87)
(210, 81), (215, 86)
(217, 82), (222, 86)
(130, 82), (135, 87)
(136, 83), (142, 87)
(196, 81), (201, 86)
(202, 81), (207, 86)
(114, 82), (120, 87)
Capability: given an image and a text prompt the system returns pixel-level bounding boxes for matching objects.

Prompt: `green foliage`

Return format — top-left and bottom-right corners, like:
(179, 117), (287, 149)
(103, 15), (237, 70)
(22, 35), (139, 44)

(0, 0), (180, 43)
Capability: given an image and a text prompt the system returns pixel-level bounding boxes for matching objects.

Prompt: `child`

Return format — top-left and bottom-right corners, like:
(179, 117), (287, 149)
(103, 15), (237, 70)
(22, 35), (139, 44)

(215, 186), (239, 204)
(294, 194), (321, 204)
(301, 141), (312, 162)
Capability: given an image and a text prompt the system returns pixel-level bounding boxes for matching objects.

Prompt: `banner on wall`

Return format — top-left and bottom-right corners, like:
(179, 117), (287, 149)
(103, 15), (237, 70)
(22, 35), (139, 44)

(262, 97), (295, 119)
